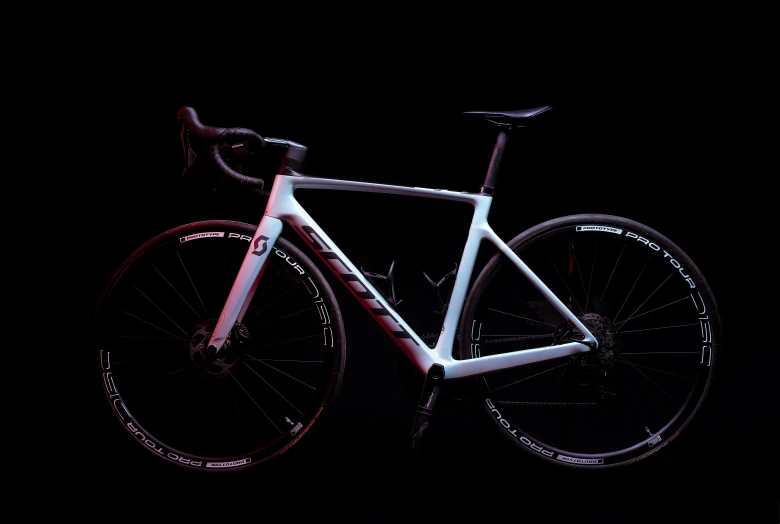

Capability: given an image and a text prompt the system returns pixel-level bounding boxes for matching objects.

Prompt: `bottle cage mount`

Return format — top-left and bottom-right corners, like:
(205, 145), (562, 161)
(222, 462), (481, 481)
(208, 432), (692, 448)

(360, 261), (458, 315)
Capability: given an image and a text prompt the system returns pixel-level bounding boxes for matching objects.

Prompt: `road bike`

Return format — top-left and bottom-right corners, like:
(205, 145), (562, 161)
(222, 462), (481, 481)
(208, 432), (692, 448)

(92, 105), (721, 471)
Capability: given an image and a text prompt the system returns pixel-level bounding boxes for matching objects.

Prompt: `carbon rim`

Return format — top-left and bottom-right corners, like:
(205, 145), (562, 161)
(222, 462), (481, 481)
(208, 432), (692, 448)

(461, 216), (719, 467)
(94, 221), (344, 470)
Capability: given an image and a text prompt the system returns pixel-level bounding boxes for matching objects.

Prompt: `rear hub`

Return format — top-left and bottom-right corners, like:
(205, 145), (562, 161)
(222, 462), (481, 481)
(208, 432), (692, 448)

(555, 312), (622, 373)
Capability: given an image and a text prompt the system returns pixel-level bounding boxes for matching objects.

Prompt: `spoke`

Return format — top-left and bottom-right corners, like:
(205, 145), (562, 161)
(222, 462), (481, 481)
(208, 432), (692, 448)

(244, 354), (316, 390)
(171, 370), (196, 389)
(481, 375), (493, 394)
(248, 307), (316, 329)
(507, 290), (549, 323)
(242, 361), (303, 414)
(254, 284), (298, 316)
(133, 285), (189, 336)
(619, 357), (675, 400)
(177, 250), (210, 318)
(622, 351), (698, 355)
(153, 264), (203, 320)
(614, 296), (690, 327)
(252, 358), (324, 363)
(547, 364), (569, 400)
(571, 242), (589, 313)
(510, 290), (530, 307)
(244, 333), (321, 350)
(619, 356), (694, 381)
(112, 334), (181, 340)
(619, 322), (698, 334)
(231, 374), (283, 434)
(487, 308), (557, 327)
(173, 369), (195, 393)
(585, 241), (597, 314)
(490, 362), (569, 392)
(219, 255), (230, 305)
(550, 257), (584, 315)
(612, 255), (650, 324)
(595, 244), (625, 314)
(111, 347), (187, 365)
(616, 273), (673, 332)
(143, 366), (191, 384)
(118, 308), (187, 341)
(482, 333), (555, 337)
(232, 399), (260, 448)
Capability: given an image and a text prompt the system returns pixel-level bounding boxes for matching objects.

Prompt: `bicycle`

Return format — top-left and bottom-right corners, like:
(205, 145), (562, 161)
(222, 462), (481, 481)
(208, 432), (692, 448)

(92, 105), (721, 471)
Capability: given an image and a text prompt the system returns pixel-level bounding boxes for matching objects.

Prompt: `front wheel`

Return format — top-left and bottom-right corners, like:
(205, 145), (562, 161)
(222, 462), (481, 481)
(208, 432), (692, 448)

(93, 220), (346, 471)
(458, 215), (720, 468)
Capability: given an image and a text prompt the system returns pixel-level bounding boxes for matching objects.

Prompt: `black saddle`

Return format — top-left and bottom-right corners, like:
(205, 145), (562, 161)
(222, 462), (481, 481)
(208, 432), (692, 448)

(463, 106), (552, 126)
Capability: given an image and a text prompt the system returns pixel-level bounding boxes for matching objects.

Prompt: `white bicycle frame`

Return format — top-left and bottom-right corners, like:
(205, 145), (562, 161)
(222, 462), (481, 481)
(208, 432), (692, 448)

(207, 173), (598, 379)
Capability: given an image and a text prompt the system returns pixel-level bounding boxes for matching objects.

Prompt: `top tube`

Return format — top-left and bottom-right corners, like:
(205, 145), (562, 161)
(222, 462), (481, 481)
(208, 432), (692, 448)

(276, 174), (491, 205)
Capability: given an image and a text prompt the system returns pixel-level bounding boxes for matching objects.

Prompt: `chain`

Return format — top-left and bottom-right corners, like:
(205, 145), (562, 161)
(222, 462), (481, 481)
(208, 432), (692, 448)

(447, 399), (599, 406)
(420, 333), (553, 345)
(482, 333), (554, 344)
(496, 400), (598, 406)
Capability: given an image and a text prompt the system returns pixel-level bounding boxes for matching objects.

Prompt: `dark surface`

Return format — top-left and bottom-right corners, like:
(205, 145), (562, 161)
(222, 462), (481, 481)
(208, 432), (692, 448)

(81, 73), (774, 520)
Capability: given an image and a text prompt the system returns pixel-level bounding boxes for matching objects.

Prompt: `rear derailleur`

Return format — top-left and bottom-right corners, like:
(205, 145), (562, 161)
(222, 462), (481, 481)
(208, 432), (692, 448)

(551, 314), (623, 404)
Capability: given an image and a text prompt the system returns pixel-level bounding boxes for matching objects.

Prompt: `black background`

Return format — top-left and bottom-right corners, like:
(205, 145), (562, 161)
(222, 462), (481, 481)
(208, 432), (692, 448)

(81, 61), (774, 520)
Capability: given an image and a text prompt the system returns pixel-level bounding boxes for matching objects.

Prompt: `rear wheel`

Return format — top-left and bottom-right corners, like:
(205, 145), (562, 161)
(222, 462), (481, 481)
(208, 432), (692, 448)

(94, 220), (346, 471)
(459, 215), (720, 467)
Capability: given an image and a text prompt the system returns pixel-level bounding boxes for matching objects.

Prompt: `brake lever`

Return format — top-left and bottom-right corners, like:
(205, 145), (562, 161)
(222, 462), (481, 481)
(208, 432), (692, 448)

(220, 141), (253, 156)
(181, 130), (198, 174)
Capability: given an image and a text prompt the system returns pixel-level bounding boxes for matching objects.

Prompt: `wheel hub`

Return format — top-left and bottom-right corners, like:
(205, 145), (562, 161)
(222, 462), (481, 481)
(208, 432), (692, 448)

(579, 313), (621, 366)
(189, 321), (244, 377)
(555, 312), (622, 369)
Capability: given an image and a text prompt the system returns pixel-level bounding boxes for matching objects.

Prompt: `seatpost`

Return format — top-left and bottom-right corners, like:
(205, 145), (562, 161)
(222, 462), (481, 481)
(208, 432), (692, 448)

(480, 129), (510, 195)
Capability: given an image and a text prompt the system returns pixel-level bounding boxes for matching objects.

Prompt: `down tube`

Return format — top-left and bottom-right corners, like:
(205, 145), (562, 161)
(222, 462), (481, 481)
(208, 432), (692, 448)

(284, 211), (438, 375)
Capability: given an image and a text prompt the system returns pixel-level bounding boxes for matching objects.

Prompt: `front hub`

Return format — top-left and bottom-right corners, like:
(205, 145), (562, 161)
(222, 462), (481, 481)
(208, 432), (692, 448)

(189, 321), (243, 377)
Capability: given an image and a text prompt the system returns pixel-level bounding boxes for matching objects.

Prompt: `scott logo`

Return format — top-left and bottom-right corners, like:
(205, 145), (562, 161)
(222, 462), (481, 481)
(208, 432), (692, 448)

(252, 235), (269, 256)
(298, 224), (418, 346)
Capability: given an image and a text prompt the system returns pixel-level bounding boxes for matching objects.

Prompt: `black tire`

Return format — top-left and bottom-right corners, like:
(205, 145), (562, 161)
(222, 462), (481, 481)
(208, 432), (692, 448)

(93, 220), (346, 471)
(458, 214), (720, 468)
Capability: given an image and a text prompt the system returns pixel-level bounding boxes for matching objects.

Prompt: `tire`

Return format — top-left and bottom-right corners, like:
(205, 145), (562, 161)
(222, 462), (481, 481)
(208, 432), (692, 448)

(458, 214), (720, 468)
(93, 220), (346, 471)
